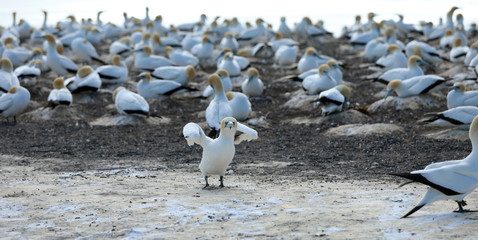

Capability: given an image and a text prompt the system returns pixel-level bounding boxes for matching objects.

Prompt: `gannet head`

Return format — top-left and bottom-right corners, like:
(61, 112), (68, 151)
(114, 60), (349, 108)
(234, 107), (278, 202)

(139, 46), (152, 56)
(318, 64), (330, 75)
(451, 82), (465, 92)
(202, 35), (212, 44)
(216, 69), (229, 79)
(386, 44), (400, 54)
(224, 52), (234, 61)
(77, 65), (93, 78)
(470, 114), (478, 146)
(367, 12), (376, 20)
(355, 15), (361, 22)
(408, 55), (424, 67)
(111, 55), (122, 66)
(53, 77), (65, 89)
(208, 73), (223, 92)
(448, 6), (459, 17)
(8, 86), (17, 94)
(56, 43), (64, 54)
(384, 27), (394, 38)
(44, 33), (56, 45)
(453, 37), (462, 47)
(142, 31), (151, 41)
(303, 17), (312, 25)
(386, 79), (401, 98)
(112, 86), (125, 101)
(220, 116), (238, 133)
(165, 45), (174, 55)
(186, 65), (196, 80)
(226, 91), (235, 101)
(32, 59), (43, 69)
(1, 58), (13, 72)
(246, 67), (259, 78)
(397, 14), (404, 21)
(471, 41), (478, 50)
(327, 60), (342, 70)
(146, 21), (154, 29)
(136, 72), (152, 82)
(280, 16), (286, 22)
(32, 48), (43, 56)
(337, 84), (352, 99)
(152, 32), (160, 43)
(445, 28), (453, 36)
(155, 15), (162, 21)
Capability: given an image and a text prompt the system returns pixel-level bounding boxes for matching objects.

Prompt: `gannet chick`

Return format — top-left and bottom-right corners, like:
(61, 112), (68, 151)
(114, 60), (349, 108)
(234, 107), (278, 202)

(450, 38), (469, 62)
(165, 46), (198, 67)
(465, 42), (478, 66)
(151, 65), (195, 86)
(274, 45), (298, 66)
(136, 72), (188, 98)
(385, 75), (445, 98)
(113, 86), (149, 117)
(219, 32), (239, 53)
(95, 55), (128, 84)
(376, 44), (408, 70)
(218, 52), (241, 77)
(0, 58), (20, 93)
(183, 117), (258, 188)
(447, 82), (478, 109)
(303, 64), (337, 95)
(226, 91), (251, 121)
(422, 106), (478, 128)
(391, 113), (478, 218)
(203, 69), (233, 98)
(65, 65), (102, 93)
(71, 38), (106, 65)
(241, 68), (264, 97)
(47, 77), (72, 107)
(0, 86), (30, 123)
(109, 36), (133, 57)
(14, 60), (42, 87)
(44, 33), (78, 76)
(317, 84), (351, 115)
(191, 36), (214, 60)
(134, 45), (173, 71)
(206, 74), (233, 135)
(376, 55), (425, 84)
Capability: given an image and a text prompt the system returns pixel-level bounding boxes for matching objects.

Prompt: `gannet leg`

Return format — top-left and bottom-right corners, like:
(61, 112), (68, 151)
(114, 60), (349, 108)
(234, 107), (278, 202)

(219, 176), (224, 187)
(203, 176), (210, 189)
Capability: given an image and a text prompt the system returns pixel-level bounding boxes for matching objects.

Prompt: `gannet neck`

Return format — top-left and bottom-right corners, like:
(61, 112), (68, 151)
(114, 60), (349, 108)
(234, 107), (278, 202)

(470, 115), (478, 153)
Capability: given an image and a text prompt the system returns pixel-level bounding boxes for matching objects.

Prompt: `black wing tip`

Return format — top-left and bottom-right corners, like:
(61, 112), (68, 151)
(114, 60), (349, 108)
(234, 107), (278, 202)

(402, 205), (425, 218)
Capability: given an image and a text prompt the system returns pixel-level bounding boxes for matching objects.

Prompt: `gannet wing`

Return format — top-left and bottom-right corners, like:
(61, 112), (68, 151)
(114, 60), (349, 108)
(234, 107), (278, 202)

(152, 66), (180, 79)
(59, 55), (78, 73)
(183, 122), (212, 148)
(411, 165), (478, 195)
(0, 94), (14, 111)
(234, 122), (258, 144)
(425, 160), (462, 170)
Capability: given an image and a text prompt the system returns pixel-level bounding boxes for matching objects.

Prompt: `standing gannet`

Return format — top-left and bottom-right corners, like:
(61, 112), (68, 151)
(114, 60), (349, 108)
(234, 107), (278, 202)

(450, 38), (469, 62)
(14, 60), (42, 87)
(219, 32), (239, 53)
(65, 65), (101, 93)
(153, 15), (168, 36)
(109, 37), (133, 57)
(203, 69), (233, 98)
(136, 72), (188, 98)
(385, 75), (445, 98)
(447, 82), (478, 109)
(44, 33), (78, 76)
(427, 6), (459, 41)
(241, 67), (264, 97)
(317, 84), (351, 115)
(303, 64), (337, 95)
(95, 55), (128, 84)
(0, 86), (30, 123)
(218, 52), (241, 77)
(113, 86), (149, 117)
(277, 17), (292, 38)
(226, 91), (251, 121)
(183, 117), (258, 188)
(376, 44), (408, 70)
(392, 113), (478, 218)
(376, 55), (425, 84)
(465, 42), (478, 66)
(0, 58), (20, 93)
(164, 46), (198, 67)
(206, 74), (233, 135)
(71, 38), (105, 64)
(134, 45), (173, 71)
(151, 65), (195, 86)
(274, 45), (298, 67)
(422, 106), (478, 128)
(47, 77), (72, 107)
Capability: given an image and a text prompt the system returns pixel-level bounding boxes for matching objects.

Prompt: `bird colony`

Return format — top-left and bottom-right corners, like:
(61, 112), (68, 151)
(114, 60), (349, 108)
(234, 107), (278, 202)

(2, 6), (478, 220)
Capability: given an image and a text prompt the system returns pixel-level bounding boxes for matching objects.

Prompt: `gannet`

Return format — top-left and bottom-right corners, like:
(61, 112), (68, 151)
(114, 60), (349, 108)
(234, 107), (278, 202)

(385, 75), (445, 98)
(237, 18), (271, 43)
(450, 38), (469, 62)
(226, 91), (251, 121)
(395, 14), (419, 36)
(440, 29), (455, 49)
(241, 68), (264, 97)
(151, 33), (182, 54)
(297, 47), (331, 74)
(268, 32), (299, 52)
(191, 36), (214, 60)
(219, 32), (239, 53)
(165, 46), (198, 67)
(86, 27), (105, 47)
(44, 33), (78, 76)
(216, 49), (250, 71)
(71, 38), (106, 64)
(96, 55), (128, 84)
(376, 44), (408, 70)
(113, 86), (149, 117)
(217, 52), (241, 77)
(31, 48), (50, 73)
(0, 86), (30, 123)
(206, 74), (233, 134)
(427, 6), (459, 41)
(109, 36), (133, 57)
(47, 77), (72, 107)
(274, 45), (298, 67)
(65, 65), (101, 93)
(14, 60), (42, 86)
(327, 60), (343, 84)
(203, 69), (233, 98)
(294, 17), (312, 41)
(350, 22), (380, 48)
(2, 37), (32, 68)
(133, 31), (152, 51)
(303, 64), (337, 95)
(364, 37), (388, 61)
(465, 42), (478, 66)
(406, 40), (444, 63)
(251, 42), (274, 59)
(151, 65), (195, 86)
(277, 17), (292, 38)
(183, 117), (258, 188)
(0, 58), (19, 93)
(136, 72), (188, 98)
(392, 113), (478, 218)
(423, 106), (478, 128)
(376, 55), (425, 84)
(153, 15), (168, 36)
(317, 84), (351, 115)
(134, 45), (173, 71)
(447, 82), (478, 109)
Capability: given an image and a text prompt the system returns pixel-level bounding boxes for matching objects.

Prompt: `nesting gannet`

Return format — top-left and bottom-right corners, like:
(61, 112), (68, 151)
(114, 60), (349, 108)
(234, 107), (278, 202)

(47, 77), (72, 107)
(0, 58), (20, 93)
(216, 49), (250, 71)
(109, 37), (133, 57)
(65, 65), (101, 93)
(376, 55), (425, 84)
(191, 36), (214, 60)
(165, 46), (198, 67)
(206, 74), (233, 134)
(465, 42), (478, 66)
(317, 84), (351, 115)
(151, 32), (182, 54)
(268, 32), (299, 52)
(86, 27), (105, 47)
(2, 37), (32, 68)
(440, 29), (454, 49)
(14, 60), (42, 87)
(151, 65), (195, 86)
(364, 37), (388, 61)
(406, 40), (444, 63)
(241, 68), (264, 97)
(226, 91), (251, 121)
(113, 86), (149, 117)
(450, 38), (469, 63)
(376, 44), (408, 70)
(251, 42), (274, 59)
(392, 113), (478, 218)
(44, 33), (78, 76)
(31, 48), (49, 73)
(183, 117), (258, 188)
(217, 52), (241, 77)
(133, 31), (152, 51)
(0, 86), (30, 123)
(385, 75), (445, 98)
(95, 55), (128, 84)
(327, 60), (343, 84)
(303, 64), (337, 95)
(447, 82), (478, 109)
(219, 32), (239, 53)
(350, 22), (380, 48)
(134, 45), (173, 71)
(297, 47), (331, 74)
(274, 45), (298, 67)
(71, 38), (105, 65)
(136, 72), (188, 98)
(422, 106), (478, 128)
(203, 69), (233, 98)
(237, 18), (271, 43)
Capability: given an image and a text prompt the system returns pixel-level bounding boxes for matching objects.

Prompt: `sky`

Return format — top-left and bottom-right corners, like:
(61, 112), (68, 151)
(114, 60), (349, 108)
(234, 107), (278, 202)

(1, 0), (478, 37)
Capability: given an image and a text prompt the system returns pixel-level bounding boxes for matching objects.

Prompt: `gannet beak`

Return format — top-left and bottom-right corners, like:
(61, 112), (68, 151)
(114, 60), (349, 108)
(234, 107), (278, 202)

(384, 88), (393, 99)
(418, 59), (430, 66)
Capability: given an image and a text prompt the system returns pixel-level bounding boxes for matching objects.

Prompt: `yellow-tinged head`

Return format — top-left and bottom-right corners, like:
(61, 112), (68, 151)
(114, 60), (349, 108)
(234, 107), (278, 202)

(387, 79), (401, 90)
(408, 55), (422, 66)
(367, 12), (376, 20)
(152, 32), (160, 43)
(471, 41), (478, 49)
(141, 46), (152, 56)
(3, 37), (14, 46)
(32, 48), (43, 55)
(452, 82), (466, 92)
(56, 43), (64, 54)
(186, 65), (196, 80)
(454, 37), (462, 47)
(224, 52), (234, 60)
(208, 73), (223, 92)
(387, 44), (400, 52)
(137, 72), (152, 82)
(1, 58), (13, 71)
(225, 32), (233, 38)
(146, 21), (154, 28)
(32, 59), (43, 69)
(222, 48), (233, 54)
(216, 69), (229, 78)
(274, 32), (282, 39)
(44, 33), (56, 45)
(448, 6), (459, 16)
(165, 46), (174, 55)
(112, 55), (121, 66)
(220, 116), (237, 132)
(226, 91), (235, 100)
(155, 15), (162, 21)
(318, 64), (330, 74)
(142, 31), (151, 41)
(445, 28), (453, 36)
(53, 77), (65, 89)
(384, 27), (394, 37)
(355, 15), (361, 21)
(202, 35), (211, 43)
(305, 47), (317, 56)
(77, 65), (93, 78)
(337, 84), (352, 99)
(247, 67), (259, 77)
(7, 86), (17, 94)
(470, 113), (478, 144)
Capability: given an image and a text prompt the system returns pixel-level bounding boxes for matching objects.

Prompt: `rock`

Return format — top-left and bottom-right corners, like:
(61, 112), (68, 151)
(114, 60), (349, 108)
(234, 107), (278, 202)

(325, 123), (403, 136)
(90, 115), (171, 126)
(283, 89), (316, 111)
(369, 96), (440, 112)
(285, 109), (371, 126)
(23, 105), (84, 121)
(423, 128), (469, 141)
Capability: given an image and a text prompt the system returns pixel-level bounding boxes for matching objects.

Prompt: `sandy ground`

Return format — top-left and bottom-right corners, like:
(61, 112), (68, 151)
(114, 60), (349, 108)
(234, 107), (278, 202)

(1, 155), (478, 239)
